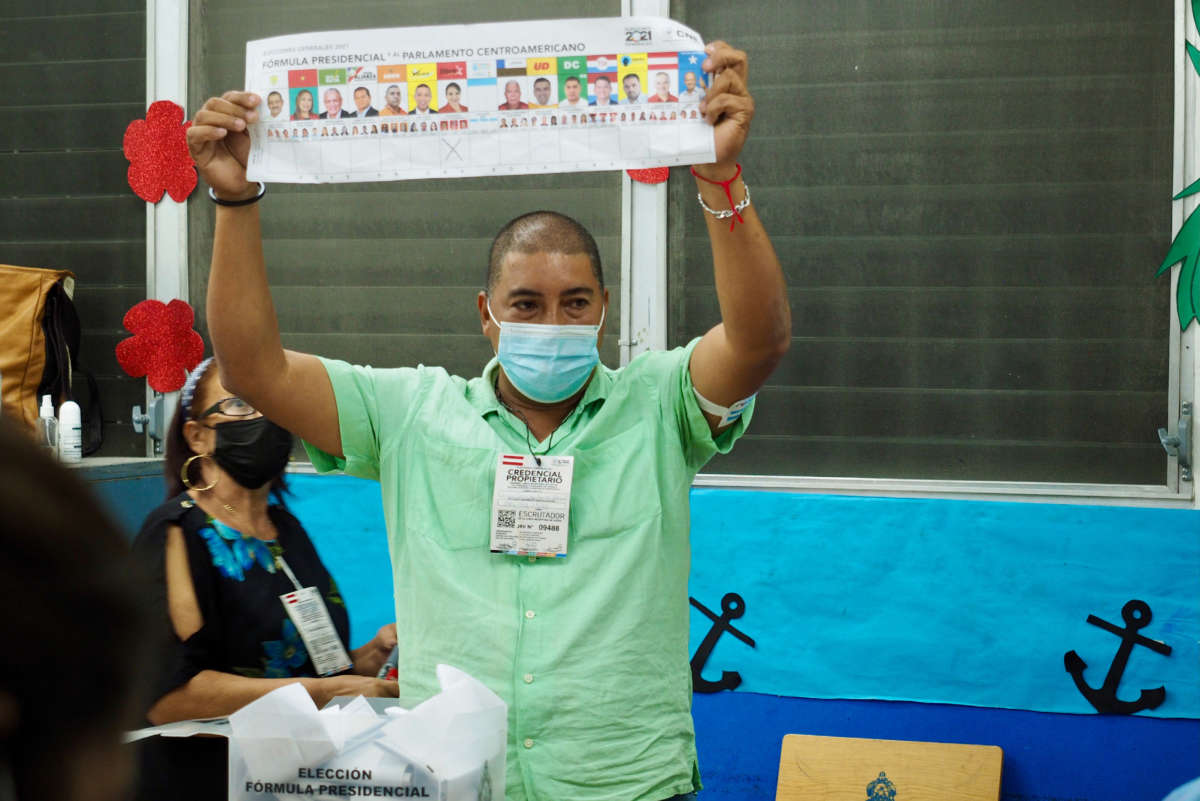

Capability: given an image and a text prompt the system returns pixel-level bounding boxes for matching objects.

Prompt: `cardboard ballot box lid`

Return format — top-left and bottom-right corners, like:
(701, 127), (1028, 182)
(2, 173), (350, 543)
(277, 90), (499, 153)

(775, 733), (1002, 801)
(123, 698), (398, 742)
(324, 696), (403, 713)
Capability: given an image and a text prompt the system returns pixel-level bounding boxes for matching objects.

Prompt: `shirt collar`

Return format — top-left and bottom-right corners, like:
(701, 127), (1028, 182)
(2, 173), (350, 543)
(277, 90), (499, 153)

(470, 356), (613, 419)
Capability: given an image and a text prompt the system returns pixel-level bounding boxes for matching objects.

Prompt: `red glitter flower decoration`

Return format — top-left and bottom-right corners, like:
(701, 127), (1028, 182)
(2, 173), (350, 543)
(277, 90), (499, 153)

(115, 299), (205, 392)
(123, 100), (197, 203)
(627, 167), (670, 184)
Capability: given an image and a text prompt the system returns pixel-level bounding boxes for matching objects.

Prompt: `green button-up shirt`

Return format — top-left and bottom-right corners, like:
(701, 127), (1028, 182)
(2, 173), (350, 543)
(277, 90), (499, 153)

(305, 339), (752, 801)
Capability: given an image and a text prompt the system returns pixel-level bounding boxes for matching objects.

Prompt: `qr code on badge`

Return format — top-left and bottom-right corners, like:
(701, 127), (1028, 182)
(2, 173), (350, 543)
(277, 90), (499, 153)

(496, 509), (516, 528)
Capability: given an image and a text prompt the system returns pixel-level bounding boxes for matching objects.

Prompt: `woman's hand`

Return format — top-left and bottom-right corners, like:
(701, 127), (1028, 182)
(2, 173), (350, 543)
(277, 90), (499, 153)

(307, 674), (399, 709)
(350, 623), (398, 677)
(695, 41), (754, 180)
(187, 90), (261, 201)
(149, 670), (398, 724)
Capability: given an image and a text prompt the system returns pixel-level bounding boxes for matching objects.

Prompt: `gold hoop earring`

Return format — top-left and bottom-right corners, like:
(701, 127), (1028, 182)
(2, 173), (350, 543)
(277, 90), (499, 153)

(181, 453), (219, 492)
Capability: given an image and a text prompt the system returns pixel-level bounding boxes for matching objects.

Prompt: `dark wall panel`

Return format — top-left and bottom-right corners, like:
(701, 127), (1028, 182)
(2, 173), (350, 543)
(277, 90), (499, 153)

(0, 3), (147, 455)
(669, 1), (1173, 483)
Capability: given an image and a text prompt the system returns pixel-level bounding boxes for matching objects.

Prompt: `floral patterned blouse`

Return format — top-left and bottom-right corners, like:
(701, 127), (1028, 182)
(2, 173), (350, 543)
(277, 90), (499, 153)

(133, 492), (353, 700)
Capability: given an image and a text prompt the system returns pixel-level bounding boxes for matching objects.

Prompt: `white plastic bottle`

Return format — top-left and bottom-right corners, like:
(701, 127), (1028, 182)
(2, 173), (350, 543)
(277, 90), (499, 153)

(58, 400), (82, 463)
(38, 395), (58, 458)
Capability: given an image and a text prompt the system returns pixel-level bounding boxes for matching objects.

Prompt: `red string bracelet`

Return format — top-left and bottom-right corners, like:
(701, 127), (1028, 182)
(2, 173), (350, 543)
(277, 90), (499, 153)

(690, 163), (748, 231)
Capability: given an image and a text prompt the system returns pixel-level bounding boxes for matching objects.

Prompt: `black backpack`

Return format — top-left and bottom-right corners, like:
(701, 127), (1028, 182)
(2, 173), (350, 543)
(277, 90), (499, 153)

(36, 280), (103, 455)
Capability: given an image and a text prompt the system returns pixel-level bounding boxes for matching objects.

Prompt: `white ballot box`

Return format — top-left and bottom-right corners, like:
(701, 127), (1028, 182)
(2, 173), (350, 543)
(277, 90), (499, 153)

(229, 665), (506, 801)
(130, 665), (507, 801)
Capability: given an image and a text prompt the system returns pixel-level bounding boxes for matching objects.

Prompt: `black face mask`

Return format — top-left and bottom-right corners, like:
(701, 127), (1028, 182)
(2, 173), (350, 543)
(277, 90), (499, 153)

(210, 417), (294, 489)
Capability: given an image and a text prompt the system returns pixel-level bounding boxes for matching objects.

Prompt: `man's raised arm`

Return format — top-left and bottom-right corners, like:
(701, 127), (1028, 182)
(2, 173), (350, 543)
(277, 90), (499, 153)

(687, 42), (792, 434)
(188, 91), (344, 458)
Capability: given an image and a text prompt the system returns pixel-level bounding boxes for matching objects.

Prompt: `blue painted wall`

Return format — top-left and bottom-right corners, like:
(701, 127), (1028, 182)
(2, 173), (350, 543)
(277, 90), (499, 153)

(87, 471), (163, 537)
(685, 489), (1199, 718)
(86, 469), (1200, 799)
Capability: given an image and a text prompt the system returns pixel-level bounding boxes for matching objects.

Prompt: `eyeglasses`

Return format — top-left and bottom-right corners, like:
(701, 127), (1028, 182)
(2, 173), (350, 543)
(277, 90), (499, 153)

(194, 396), (257, 419)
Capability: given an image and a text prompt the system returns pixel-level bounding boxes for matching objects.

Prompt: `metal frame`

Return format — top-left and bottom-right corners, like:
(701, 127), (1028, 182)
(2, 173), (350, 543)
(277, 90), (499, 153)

(158, 1), (1197, 508)
(1172, 0), (1200, 505)
(620, 0), (671, 364)
(689, 475), (1198, 509)
(143, 0), (190, 454)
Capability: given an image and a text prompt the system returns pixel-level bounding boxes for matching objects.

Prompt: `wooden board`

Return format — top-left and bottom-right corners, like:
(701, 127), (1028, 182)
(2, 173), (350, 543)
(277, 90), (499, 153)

(776, 734), (1002, 801)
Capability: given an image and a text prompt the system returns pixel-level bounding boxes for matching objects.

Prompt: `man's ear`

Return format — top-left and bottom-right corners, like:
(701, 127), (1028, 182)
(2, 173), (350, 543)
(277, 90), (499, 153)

(477, 291), (492, 336)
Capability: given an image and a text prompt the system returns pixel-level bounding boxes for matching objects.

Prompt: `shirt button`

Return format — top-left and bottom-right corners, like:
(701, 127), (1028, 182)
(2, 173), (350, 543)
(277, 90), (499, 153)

(523, 673), (534, 684)
(525, 609), (536, 619)
(523, 738), (534, 749)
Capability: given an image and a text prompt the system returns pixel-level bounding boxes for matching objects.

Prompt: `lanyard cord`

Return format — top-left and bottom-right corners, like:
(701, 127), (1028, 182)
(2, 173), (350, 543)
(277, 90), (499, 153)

(494, 377), (555, 466)
(275, 554), (304, 592)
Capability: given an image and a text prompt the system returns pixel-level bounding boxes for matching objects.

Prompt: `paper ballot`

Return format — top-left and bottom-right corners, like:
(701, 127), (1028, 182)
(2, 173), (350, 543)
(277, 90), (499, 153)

(245, 17), (716, 182)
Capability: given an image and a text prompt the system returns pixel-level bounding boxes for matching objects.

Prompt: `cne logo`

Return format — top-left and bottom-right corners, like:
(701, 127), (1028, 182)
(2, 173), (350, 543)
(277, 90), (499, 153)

(866, 772), (897, 801)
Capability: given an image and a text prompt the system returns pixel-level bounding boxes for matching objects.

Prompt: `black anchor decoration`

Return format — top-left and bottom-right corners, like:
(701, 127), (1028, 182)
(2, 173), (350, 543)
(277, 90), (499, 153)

(1064, 599), (1173, 714)
(689, 592), (755, 693)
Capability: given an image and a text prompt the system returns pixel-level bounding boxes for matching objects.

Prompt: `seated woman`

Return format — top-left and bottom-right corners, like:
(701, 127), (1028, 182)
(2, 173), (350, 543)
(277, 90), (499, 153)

(132, 357), (397, 801)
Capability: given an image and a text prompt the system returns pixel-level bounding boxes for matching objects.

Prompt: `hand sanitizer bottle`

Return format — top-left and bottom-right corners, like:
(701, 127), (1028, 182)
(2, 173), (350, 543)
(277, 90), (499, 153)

(58, 400), (82, 463)
(38, 395), (58, 458)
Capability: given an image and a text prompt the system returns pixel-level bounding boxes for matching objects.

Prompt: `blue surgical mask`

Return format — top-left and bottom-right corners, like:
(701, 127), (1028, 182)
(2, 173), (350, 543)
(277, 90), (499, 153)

(488, 302), (605, 403)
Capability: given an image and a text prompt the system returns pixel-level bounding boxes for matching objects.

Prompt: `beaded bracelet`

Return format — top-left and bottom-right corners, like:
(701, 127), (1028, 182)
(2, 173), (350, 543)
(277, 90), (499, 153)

(208, 182), (267, 207)
(690, 164), (749, 231)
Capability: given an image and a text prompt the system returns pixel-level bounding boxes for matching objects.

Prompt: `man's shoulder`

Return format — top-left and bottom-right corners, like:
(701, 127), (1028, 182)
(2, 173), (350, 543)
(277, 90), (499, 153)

(320, 359), (477, 424)
(605, 345), (693, 387)
(325, 359), (466, 387)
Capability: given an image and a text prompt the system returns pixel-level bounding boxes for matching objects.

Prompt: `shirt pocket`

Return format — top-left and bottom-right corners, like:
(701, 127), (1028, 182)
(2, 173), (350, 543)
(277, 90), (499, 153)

(403, 434), (494, 551)
(570, 420), (664, 541)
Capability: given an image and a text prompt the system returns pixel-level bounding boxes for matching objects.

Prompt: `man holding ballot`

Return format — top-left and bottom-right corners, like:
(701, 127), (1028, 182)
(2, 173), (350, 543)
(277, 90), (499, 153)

(187, 39), (788, 801)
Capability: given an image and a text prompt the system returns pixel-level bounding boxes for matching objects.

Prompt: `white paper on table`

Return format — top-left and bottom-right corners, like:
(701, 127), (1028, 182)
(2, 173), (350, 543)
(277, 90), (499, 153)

(245, 16), (716, 183)
(123, 717), (231, 743)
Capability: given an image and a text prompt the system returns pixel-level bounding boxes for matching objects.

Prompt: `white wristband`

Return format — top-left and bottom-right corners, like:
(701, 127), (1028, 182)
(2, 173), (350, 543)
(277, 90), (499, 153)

(692, 387), (755, 427)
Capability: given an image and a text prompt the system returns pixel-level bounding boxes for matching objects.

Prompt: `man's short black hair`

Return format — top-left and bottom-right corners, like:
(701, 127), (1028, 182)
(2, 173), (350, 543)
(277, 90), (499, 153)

(534, 77), (551, 86)
(487, 211), (603, 294)
(565, 76), (581, 85)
